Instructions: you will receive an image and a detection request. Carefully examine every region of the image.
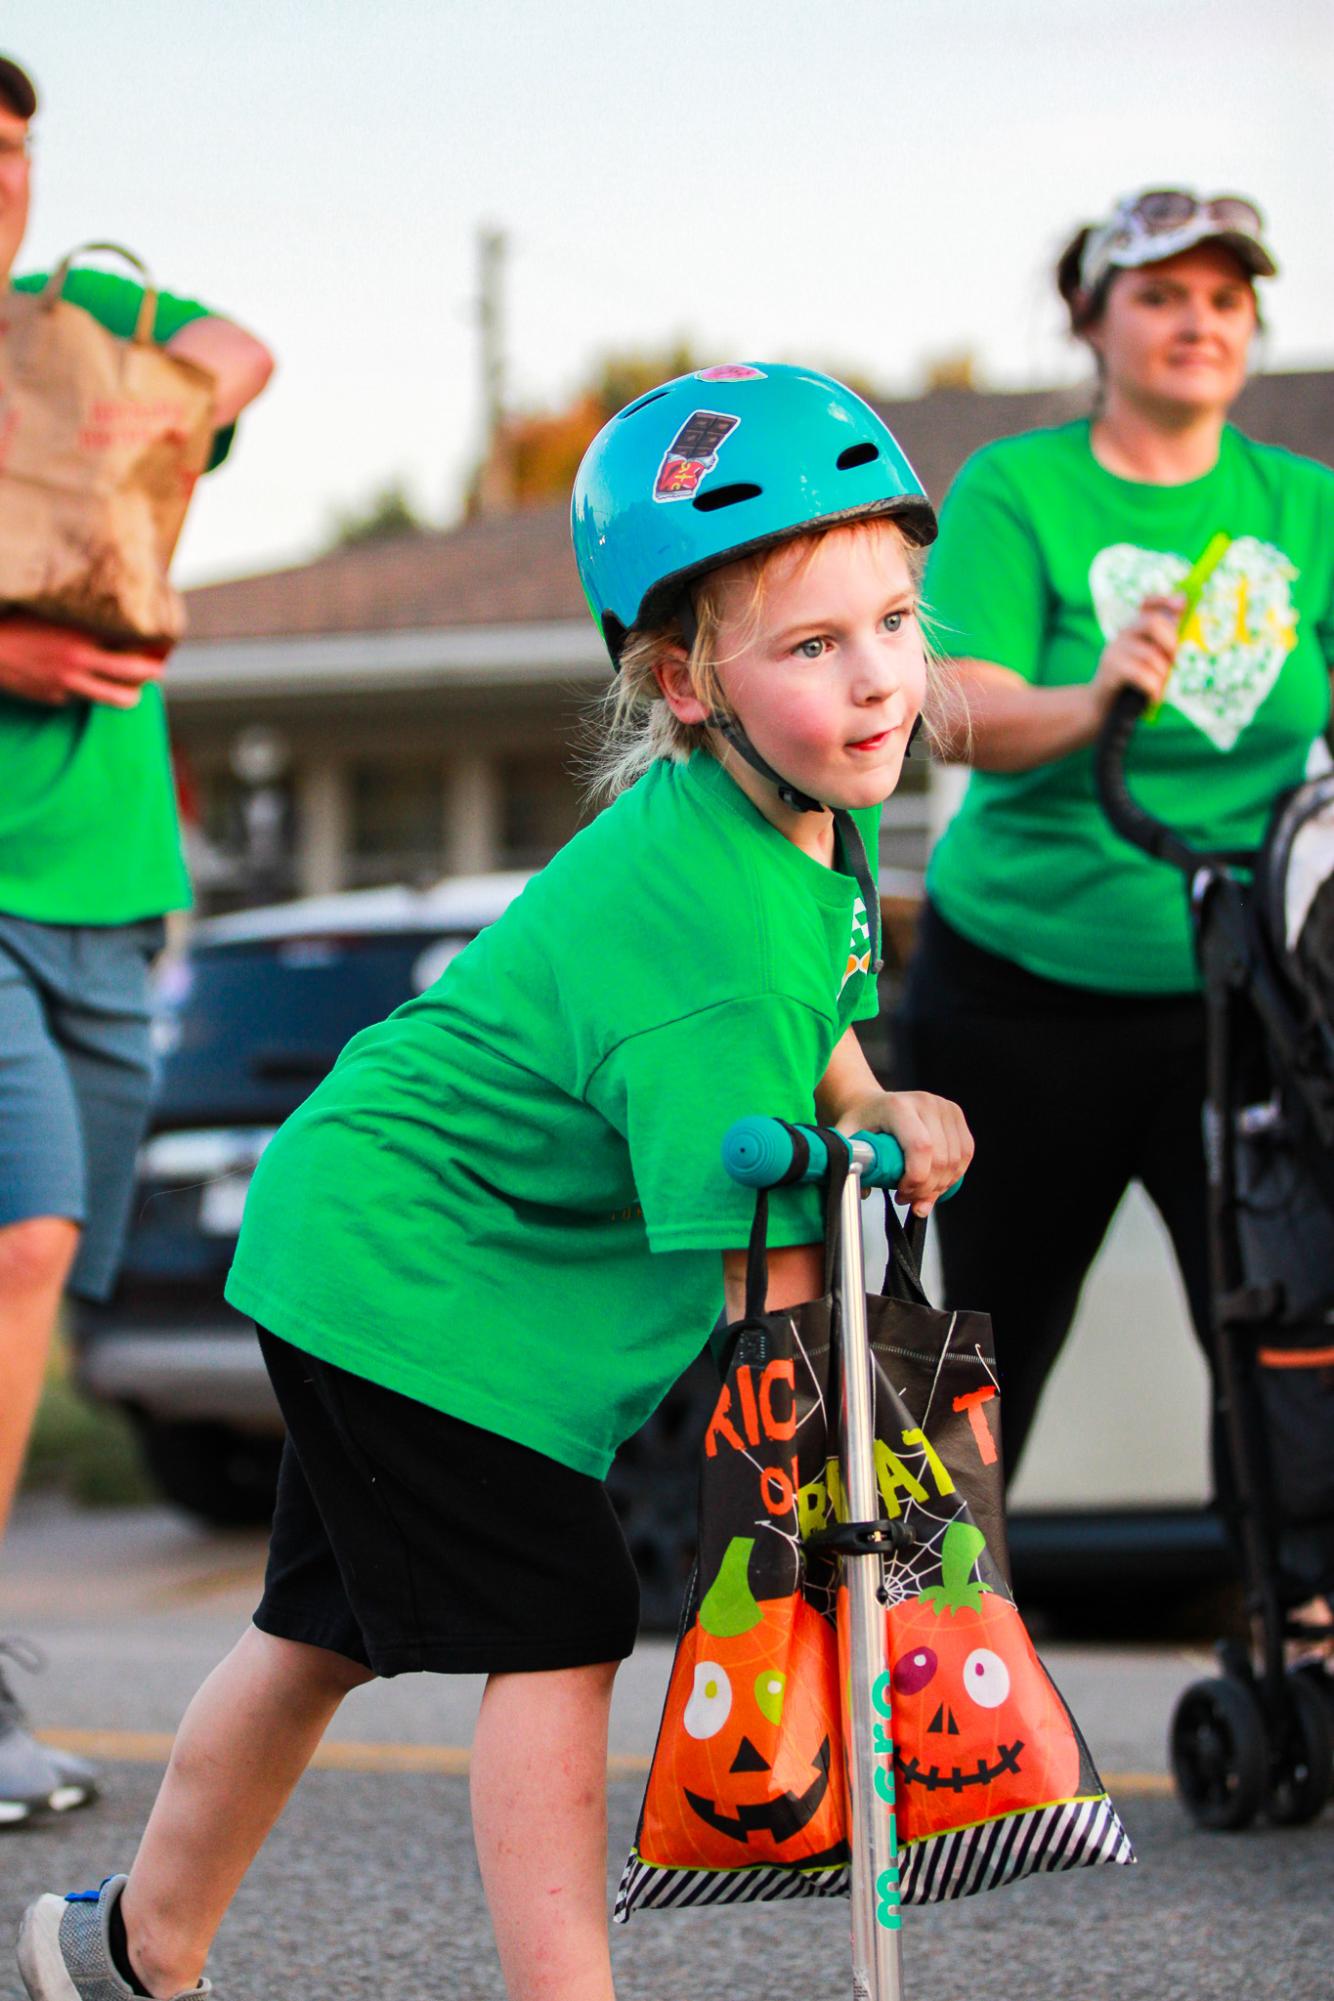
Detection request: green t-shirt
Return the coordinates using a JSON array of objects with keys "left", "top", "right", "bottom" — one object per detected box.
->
[
  {"left": 0, "top": 266, "right": 232, "bottom": 926},
  {"left": 226, "top": 753, "right": 882, "bottom": 1478},
  {"left": 926, "top": 422, "right": 1334, "bottom": 991}
]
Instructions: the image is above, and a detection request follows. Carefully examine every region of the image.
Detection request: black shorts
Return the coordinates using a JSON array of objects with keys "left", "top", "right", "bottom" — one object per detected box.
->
[{"left": 252, "top": 1329, "right": 640, "bottom": 1676}]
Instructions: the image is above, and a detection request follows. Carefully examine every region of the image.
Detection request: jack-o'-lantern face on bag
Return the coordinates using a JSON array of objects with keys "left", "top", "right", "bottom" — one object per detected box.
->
[
  {"left": 639, "top": 1535, "right": 849, "bottom": 1869},
  {"left": 886, "top": 1522, "right": 1082, "bottom": 1839}
]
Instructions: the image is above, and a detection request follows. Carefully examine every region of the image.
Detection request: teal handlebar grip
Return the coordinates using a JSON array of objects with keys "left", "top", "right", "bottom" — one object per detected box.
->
[{"left": 723, "top": 1117, "right": 906, "bottom": 1191}]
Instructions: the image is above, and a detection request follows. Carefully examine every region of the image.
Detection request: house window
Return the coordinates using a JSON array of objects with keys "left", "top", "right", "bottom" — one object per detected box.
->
[
  {"left": 347, "top": 761, "right": 445, "bottom": 886},
  {"left": 189, "top": 765, "right": 297, "bottom": 909},
  {"left": 499, "top": 754, "right": 585, "bottom": 868}
]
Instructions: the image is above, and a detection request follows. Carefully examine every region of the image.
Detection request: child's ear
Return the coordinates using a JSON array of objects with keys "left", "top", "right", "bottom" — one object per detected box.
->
[{"left": 653, "top": 645, "right": 711, "bottom": 726}]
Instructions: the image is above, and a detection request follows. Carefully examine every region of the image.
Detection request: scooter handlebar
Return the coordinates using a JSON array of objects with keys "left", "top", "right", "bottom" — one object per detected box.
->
[{"left": 723, "top": 1116, "right": 962, "bottom": 1196}]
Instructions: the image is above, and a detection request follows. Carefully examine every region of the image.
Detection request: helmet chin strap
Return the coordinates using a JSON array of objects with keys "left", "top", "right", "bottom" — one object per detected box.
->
[
  {"left": 677, "top": 594, "right": 887, "bottom": 972},
  {"left": 678, "top": 596, "right": 833, "bottom": 818},
  {"left": 710, "top": 716, "right": 883, "bottom": 977},
  {"left": 712, "top": 716, "right": 824, "bottom": 815}
]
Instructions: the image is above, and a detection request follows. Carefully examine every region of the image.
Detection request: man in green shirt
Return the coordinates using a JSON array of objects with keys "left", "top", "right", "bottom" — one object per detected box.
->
[{"left": 0, "top": 51, "right": 274, "bottom": 1827}]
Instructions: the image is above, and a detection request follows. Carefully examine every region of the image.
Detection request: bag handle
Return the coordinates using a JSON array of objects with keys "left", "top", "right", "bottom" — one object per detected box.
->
[
  {"left": 738, "top": 1122, "right": 932, "bottom": 1313},
  {"left": 880, "top": 1192, "right": 930, "bottom": 1305},
  {"left": 741, "top": 1120, "right": 850, "bottom": 1323},
  {"left": 40, "top": 243, "right": 159, "bottom": 345}
]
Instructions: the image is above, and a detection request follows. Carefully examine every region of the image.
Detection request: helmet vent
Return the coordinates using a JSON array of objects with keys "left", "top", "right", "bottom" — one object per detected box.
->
[
  {"left": 836, "top": 442, "right": 880, "bottom": 471},
  {"left": 618, "top": 390, "right": 670, "bottom": 420},
  {"left": 692, "top": 482, "right": 762, "bottom": 514}
]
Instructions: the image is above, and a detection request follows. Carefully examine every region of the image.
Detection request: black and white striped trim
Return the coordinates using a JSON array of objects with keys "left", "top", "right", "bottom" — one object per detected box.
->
[
  {"left": 614, "top": 1796, "right": 1134, "bottom": 1923},
  {"left": 615, "top": 1855, "right": 849, "bottom": 1923},
  {"left": 899, "top": 1795, "right": 1135, "bottom": 1903}
]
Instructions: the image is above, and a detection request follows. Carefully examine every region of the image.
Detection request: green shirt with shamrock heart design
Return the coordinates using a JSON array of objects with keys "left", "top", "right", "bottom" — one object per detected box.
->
[{"left": 925, "top": 421, "right": 1334, "bottom": 991}]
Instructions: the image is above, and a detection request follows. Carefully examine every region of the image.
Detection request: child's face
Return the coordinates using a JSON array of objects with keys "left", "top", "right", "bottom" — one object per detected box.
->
[{"left": 711, "top": 520, "right": 925, "bottom": 812}]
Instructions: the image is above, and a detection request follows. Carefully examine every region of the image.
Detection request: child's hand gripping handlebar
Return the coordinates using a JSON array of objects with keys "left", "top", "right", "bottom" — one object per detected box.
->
[{"left": 722, "top": 1116, "right": 963, "bottom": 1197}]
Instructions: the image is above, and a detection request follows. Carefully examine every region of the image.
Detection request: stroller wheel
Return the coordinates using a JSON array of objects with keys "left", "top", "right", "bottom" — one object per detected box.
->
[
  {"left": 1292, "top": 1661, "right": 1334, "bottom": 1737},
  {"left": 1170, "top": 1676, "right": 1266, "bottom": 1830},
  {"left": 1264, "top": 1671, "right": 1333, "bottom": 1827}
]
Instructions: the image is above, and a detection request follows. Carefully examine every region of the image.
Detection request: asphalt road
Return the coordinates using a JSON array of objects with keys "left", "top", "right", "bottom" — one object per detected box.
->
[{"left": 1, "top": 1499, "right": 1331, "bottom": 2000}]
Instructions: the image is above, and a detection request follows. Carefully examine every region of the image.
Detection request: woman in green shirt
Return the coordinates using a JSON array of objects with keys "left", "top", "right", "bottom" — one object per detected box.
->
[{"left": 899, "top": 191, "right": 1334, "bottom": 1548}]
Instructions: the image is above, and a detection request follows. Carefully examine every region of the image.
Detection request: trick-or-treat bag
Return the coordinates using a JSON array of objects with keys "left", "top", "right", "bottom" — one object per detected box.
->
[
  {"left": 0, "top": 244, "right": 215, "bottom": 648},
  {"left": 616, "top": 1177, "right": 1134, "bottom": 1920}
]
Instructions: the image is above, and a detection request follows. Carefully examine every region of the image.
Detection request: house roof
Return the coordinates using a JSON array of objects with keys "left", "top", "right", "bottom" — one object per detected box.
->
[
  {"left": 879, "top": 370, "right": 1334, "bottom": 505},
  {"left": 183, "top": 370, "right": 1334, "bottom": 645},
  {"left": 184, "top": 502, "right": 587, "bottom": 643}
]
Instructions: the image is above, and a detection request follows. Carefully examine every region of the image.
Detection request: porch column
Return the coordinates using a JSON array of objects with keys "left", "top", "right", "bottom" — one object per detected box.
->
[
  {"left": 295, "top": 758, "right": 349, "bottom": 896},
  {"left": 443, "top": 753, "right": 501, "bottom": 875},
  {"left": 926, "top": 760, "right": 969, "bottom": 852}
]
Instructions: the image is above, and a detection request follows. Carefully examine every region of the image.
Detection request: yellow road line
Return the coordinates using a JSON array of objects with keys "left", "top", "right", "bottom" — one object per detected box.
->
[
  {"left": 146, "top": 1563, "right": 268, "bottom": 1608},
  {"left": 36, "top": 1730, "right": 1173, "bottom": 1793}
]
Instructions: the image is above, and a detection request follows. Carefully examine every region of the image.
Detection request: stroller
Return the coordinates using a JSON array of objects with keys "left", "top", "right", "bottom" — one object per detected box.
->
[{"left": 1097, "top": 686, "right": 1334, "bottom": 1829}]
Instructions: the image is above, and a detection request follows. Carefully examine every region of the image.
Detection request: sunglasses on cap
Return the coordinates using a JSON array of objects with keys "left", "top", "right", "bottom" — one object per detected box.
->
[{"left": 1080, "top": 188, "right": 1276, "bottom": 295}]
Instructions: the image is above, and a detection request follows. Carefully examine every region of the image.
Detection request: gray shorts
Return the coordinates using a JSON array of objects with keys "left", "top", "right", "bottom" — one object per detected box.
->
[{"left": 0, "top": 913, "right": 163, "bottom": 1301}]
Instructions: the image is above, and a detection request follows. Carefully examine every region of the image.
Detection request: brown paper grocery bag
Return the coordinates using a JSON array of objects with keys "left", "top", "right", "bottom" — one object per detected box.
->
[{"left": 0, "top": 243, "right": 216, "bottom": 648}]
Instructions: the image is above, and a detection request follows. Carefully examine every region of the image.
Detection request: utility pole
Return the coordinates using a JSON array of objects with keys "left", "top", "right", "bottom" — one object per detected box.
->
[{"left": 475, "top": 226, "right": 511, "bottom": 514}]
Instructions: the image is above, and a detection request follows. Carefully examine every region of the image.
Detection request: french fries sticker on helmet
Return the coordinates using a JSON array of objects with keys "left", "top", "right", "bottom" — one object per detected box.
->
[{"left": 653, "top": 410, "right": 741, "bottom": 503}]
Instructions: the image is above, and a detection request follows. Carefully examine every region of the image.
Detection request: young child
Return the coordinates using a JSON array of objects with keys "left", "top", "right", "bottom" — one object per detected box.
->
[{"left": 17, "top": 363, "right": 972, "bottom": 2001}]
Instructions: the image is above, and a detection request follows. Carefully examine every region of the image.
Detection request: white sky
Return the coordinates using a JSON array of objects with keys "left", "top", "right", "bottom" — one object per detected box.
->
[{"left": 8, "top": 0, "right": 1333, "bottom": 586}]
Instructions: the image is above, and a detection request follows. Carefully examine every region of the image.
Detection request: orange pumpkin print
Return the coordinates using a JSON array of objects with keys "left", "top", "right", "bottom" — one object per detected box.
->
[
  {"left": 886, "top": 1522, "right": 1081, "bottom": 1840},
  {"left": 639, "top": 1535, "right": 849, "bottom": 1869}
]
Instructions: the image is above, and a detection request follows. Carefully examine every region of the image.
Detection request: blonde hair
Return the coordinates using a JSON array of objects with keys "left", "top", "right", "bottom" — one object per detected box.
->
[{"left": 584, "top": 517, "right": 960, "bottom": 802}]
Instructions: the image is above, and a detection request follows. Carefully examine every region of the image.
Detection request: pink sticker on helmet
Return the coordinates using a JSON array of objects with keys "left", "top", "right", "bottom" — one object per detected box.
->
[
  {"left": 695, "top": 364, "right": 767, "bottom": 382},
  {"left": 653, "top": 410, "right": 740, "bottom": 503}
]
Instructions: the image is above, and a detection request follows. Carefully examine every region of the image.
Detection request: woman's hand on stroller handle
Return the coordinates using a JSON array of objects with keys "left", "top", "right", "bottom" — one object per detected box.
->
[{"left": 1091, "top": 592, "right": 1184, "bottom": 722}]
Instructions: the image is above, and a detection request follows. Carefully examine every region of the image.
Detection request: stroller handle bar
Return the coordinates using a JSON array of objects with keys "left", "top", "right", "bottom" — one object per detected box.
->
[
  {"left": 723, "top": 1116, "right": 963, "bottom": 1196},
  {"left": 1095, "top": 687, "right": 1207, "bottom": 876}
]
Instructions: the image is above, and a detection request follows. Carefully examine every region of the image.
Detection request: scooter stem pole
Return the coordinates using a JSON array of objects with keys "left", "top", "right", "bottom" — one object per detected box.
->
[{"left": 839, "top": 1145, "right": 904, "bottom": 2001}]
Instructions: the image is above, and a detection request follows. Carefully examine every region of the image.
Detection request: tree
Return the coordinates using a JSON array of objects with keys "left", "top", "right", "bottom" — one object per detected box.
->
[
  {"left": 921, "top": 350, "right": 981, "bottom": 393},
  {"left": 468, "top": 342, "right": 702, "bottom": 514},
  {"left": 323, "top": 479, "right": 430, "bottom": 551}
]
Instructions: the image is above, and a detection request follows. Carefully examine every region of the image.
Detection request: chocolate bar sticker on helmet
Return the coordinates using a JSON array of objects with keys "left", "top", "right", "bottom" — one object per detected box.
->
[{"left": 654, "top": 411, "right": 740, "bottom": 503}]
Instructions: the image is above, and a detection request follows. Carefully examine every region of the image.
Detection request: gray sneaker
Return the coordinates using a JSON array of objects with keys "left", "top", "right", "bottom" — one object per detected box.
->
[
  {"left": 18, "top": 1876, "right": 211, "bottom": 2000},
  {"left": 0, "top": 1642, "right": 98, "bottom": 1828}
]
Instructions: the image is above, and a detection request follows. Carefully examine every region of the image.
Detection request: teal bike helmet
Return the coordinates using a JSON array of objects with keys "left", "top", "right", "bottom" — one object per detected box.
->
[
  {"left": 571, "top": 361, "right": 936, "bottom": 666},
  {"left": 572, "top": 363, "right": 936, "bottom": 970}
]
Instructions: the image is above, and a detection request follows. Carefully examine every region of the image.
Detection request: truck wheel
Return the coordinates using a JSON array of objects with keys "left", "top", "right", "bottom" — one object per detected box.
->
[{"left": 133, "top": 1417, "right": 282, "bottom": 1528}]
